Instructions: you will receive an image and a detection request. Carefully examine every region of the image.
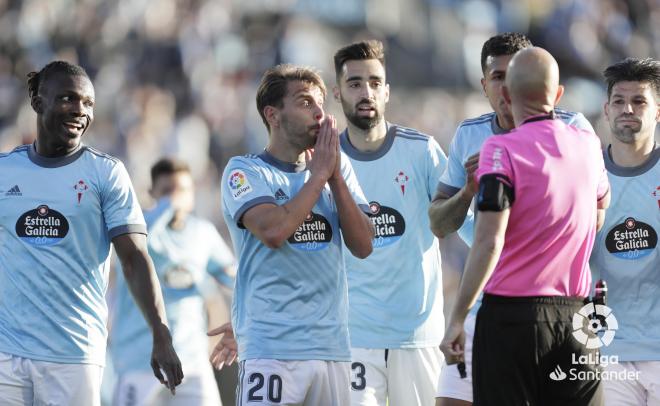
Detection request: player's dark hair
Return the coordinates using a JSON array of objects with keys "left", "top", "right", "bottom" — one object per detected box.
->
[
  {"left": 150, "top": 157, "right": 191, "bottom": 185},
  {"left": 27, "top": 60, "right": 89, "bottom": 100},
  {"left": 333, "top": 40, "right": 385, "bottom": 79},
  {"left": 480, "top": 33, "right": 532, "bottom": 73},
  {"left": 256, "top": 64, "right": 326, "bottom": 131},
  {"left": 603, "top": 57, "right": 660, "bottom": 100}
]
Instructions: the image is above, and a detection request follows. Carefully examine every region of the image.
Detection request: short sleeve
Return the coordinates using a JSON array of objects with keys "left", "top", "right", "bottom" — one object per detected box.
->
[
  {"left": 476, "top": 138, "right": 514, "bottom": 187},
  {"left": 426, "top": 138, "right": 448, "bottom": 200},
  {"left": 436, "top": 128, "right": 466, "bottom": 197},
  {"left": 221, "top": 158, "right": 277, "bottom": 225},
  {"left": 339, "top": 151, "right": 369, "bottom": 212},
  {"left": 102, "top": 161, "right": 147, "bottom": 239}
]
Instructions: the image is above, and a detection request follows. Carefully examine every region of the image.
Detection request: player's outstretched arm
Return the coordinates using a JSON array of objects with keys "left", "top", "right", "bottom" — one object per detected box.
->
[
  {"left": 113, "top": 233, "right": 183, "bottom": 394},
  {"left": 429, "top": 153, "right": 479, "bottom": 238},
  {"left": 438, "top": 232, "right": 469, "bottom": 329}
]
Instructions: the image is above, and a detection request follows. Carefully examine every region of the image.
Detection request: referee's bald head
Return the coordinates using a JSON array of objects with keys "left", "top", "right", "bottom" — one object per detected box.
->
[{"left": 505, "top": 47, "right": 562, "bottom": 111}]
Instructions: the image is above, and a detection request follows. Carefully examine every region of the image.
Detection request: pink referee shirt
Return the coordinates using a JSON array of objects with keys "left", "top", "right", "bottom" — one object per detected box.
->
[{"left": 476, "top": 115, "right": 610, "bottom": 297}]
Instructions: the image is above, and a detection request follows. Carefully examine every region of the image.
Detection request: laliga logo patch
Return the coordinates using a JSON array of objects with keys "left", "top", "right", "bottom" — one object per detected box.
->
[
  {"left": 605, "top": 217, "right": 657, "bottom": 260},
  {"left": 367, "top": 201, "right": 406, "bottom": 248},
  {"left": 287, "top": 212, "right": 332, "bottom": 251},
  {"left": 15, "top": 205, "right": 69, "bottom": 246},
  {"left": 228, "top": 170, "right": 253, "bottom": 200}
]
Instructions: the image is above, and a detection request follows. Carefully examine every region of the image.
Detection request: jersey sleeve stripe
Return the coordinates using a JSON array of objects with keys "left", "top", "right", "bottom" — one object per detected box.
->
[{"left": 108, "top": 224, "right": 148, "bottom": 239}]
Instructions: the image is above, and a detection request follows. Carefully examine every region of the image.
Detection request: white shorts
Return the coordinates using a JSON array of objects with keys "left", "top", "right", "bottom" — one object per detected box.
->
[
  {"left": 113, "top": 364, "right": 221, "bottom": 406},
  {"left": 0, "top": 351, "right": 103, "bottom": 406},
  {"left": 238, "top": 359, "right": 349, "bottom": 406},
  {"left": 349, "top": 346, "right": 443, "bottom": 406},
  {"left": 435, "top": 312, "right": 476, "bottom": 402},
  {"left": 603, "top": 361, "right": 660, "bottom": 406}
]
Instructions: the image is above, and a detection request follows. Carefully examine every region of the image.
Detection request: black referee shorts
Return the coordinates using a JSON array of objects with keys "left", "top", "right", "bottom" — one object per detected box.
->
[{"left": 472, "top": 294, "right": 603, "bottom": 406}]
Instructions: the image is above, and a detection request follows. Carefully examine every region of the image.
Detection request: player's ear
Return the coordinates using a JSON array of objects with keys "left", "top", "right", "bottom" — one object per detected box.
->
[
  {"left": 31, "top": 96, "right": 44, "bottom": 114},
  {"left": 502, "top": 85, "right": 511, "bottom": 105},
  {"left": 554, "top": 84, "right": 565, "bottom": 105},
  {"left": 480, "top": 78, "right": 487, "bottom": 96},
  {"left": 384, "top": 83, "right": 390, "bottom": 103},
  {"left": 264, "top": 106, "right": 279, "bottom": 129},
  {"left": 603, "top": 100, "right": 610, "bottom": 121}
]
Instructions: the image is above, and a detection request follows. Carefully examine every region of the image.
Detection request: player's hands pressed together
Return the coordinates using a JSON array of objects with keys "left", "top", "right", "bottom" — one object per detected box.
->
[
  {"left": 464, "top": 152, "right": 480, "bottom": 197},
  {"left": 151, "top": 324, "right": 184, "bottom": 395},
  {"left": 306, "top": 115, "right": 339, "bottom": 183},
  {"left": 207, "top": 322, "right": 238, "bottom": 370}
]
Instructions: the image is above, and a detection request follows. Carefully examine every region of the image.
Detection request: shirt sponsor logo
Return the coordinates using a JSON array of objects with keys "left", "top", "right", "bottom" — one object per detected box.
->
[
  {"left": 367, "top": 201, "right": 406, "bottom": 248},
  {"left": 15, "top": 205, "right": 69, "bottom": 246},
  {"left": 228, "top": 170, "right": 253, "bottom": 200},
  {"left": 287, "top": 212, "right": 332, "bottom": 251},
  {"left": 605, "top": 217, "right": 657, "bottom": 259}
]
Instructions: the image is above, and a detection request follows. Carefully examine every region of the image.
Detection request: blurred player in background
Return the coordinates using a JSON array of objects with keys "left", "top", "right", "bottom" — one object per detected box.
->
[
  {"left": 440, "top": 47, "right": 609, "bottom": 405},
  {"left": 429, "top": 33, "right": 595, "bottom": 406},
  {"left": 110, "top": 157, "right": 235, "bottom": 406},
  {"left": 0, "top": 61, "right": 182, "bottom": 406},
  {"left": 590, "top": 57, "right": 660, "bottom": 406},
  {"left": 217, "top": 64, "right": 373, "bottom": 405},
  {"left": 332, "top": 39, "right": 466, "bottom": 406}
]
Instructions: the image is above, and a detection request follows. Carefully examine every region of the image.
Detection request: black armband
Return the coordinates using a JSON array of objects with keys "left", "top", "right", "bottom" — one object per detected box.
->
[{"left": 477, "top": 174, "right": 515, "bottom": 211}]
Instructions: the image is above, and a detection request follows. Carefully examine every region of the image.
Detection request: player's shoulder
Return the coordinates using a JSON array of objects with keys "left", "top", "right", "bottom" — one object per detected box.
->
[
  {"left": 458, "top": 112, "right": 495, "bottom": 130},
  {"left": 226, "top": 153, "right": 261, "bottom": 167},
  {"left": 393, "top": 124, "right": 430, "bottom": 142},
  {"left": 0, "top": 144, "right": 30, "bottom": 160},
  {"left": 82, "top": 145, "right": 123, "bottom": 167},
  {"left": 554, "top": 107, "right": 581, "bottom": 121}
]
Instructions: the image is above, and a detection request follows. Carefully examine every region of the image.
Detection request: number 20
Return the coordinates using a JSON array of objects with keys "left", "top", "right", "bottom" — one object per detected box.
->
[{"left": 247, "top": 373, "right": 283, "bottom": 403}]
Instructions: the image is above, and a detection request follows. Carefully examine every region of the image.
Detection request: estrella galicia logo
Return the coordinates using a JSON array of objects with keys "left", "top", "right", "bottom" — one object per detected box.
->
[
  {"left": 605, "top": 217, "right": 657, "bottom": 260},
  {"left": 15, "top": 205, "right": 69, "bottom": 246},
  {"left": 367, "top": 201, "right": 405, "bottom": 248},
  {"left": 287, "top": 212, "right": 332, "bottom": 251}
]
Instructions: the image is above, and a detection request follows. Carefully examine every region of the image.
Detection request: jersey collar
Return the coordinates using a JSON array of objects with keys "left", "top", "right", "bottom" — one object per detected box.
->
[{"left": 27, "top": 142, "right": 86, "bottom": 168}]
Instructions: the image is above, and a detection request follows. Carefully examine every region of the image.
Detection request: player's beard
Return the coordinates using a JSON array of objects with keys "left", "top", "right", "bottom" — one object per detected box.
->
[
  {"left": 281, "top": 114, "right": 318, "bottom": 151},
  {"left": 343, "top": 98, "right": 382, "bottom": 130},
  {"left": 611, "top": 115, "right": 643, "bottom": 144}
]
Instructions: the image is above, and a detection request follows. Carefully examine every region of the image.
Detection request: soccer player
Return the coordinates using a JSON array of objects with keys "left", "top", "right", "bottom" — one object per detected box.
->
[
  {"left": 0, "top": 61, "right": 182, "bottom": 406},
  {"left": 332, "top": 40, "right": 466, "bottom": 406},
  {"left": 589, "top": 57, "right": 660, "bottom": 406},
  {"left": 110, "top": 157, "right": 235, "bottom": 406},
  {"left": 429, "top": 33, "right": 595, "bottom": 406},
  {"left": 440, "top": 47, "right": 610, "bottom": 405},
  {"left": 219, "top": 64, "right": 374, "bottom": 405}
]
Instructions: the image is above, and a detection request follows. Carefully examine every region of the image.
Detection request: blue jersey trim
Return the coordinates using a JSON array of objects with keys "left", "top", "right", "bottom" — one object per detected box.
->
[
  {"left": 339, "top": 124, "right": 397, "bottom": 161},
  {"left": 108, "top": 224, "right": 148, "bottom": 240},
  {"left": 233, "top": 196, "right": 278, "bottom": 226},
  {"left": 603, "top": 144, "right": 660, "bottom": 177},
  {"left": 435, "top": 181, "right": 460, "bottom": 198}
]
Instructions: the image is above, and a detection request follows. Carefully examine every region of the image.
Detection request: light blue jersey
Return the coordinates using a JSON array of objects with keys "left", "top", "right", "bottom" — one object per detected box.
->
[
  {"left": 437, "top": 108, "right": 595, "bottom": 246},
  {"left": 0, "top": 144, "right": 145, "bottom": 366},
  {"left": 590, "top": 146, "right": 660, "bottom": 361},
  {"left": 110, "top": 198, "right": 235, "bottom": 375},
  {"left": 221, "top": 150, "right": 368, "bottom": 362},
  {"left": 340, "top": 124, "right": 446, "bottom": 348}
]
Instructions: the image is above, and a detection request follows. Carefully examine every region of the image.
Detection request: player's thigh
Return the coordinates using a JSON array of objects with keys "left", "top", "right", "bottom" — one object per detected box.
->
[
  {"left": 388, "top": 347, "right": 442, "bottom": 406},
  {"left": 113, "top": 371, "right": 162, "bottom": 406},
  {"left": 436, "top": 313, "right": 475, "bottom": 405},
  {"left": 639, "top": 361, "right": 660, "bottom": 406},
  {"left": 602, "top": 362, "right": 646, "bottom": 406},
  {"left": 32, "top": 359, "right": 103, "bottom": 406},
  {"left": 349, "top": 348, "right": 387, "bottom": 406},
  {"left": 0, "top": 352, "right": 33, "bottom": 406},
  {"left": 304, "top": 361, "right": 350, "bottom": 406},
  {"left": 168, "top": 365, "right": 222, "bottom": 406}
]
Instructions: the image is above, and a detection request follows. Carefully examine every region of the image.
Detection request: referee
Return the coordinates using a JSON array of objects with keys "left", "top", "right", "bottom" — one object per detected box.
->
[{"left": 439, "top": 47, "right": 610, "bottom": 405}]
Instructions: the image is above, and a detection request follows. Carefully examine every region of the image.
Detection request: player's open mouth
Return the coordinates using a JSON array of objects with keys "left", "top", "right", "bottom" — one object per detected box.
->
[
  {"left": 357, "top": 104, "right": 376, "bottom": 115},
  {"left": 63, "top": 121, "right": 85, "bottom": 135}
]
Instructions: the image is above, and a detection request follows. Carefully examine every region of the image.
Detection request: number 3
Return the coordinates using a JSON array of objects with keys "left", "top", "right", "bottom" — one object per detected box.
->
[{"left": 351, "top": 362, "right": 366, "bottom": 390}]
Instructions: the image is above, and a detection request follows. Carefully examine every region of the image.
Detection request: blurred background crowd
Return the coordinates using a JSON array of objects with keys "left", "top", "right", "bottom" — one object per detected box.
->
[
  {"left": 1, "top": 0, "right": 659, "bottom": 224},
  {"left": 1, "top": 0, "right": 659, "bottom": 403}
]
